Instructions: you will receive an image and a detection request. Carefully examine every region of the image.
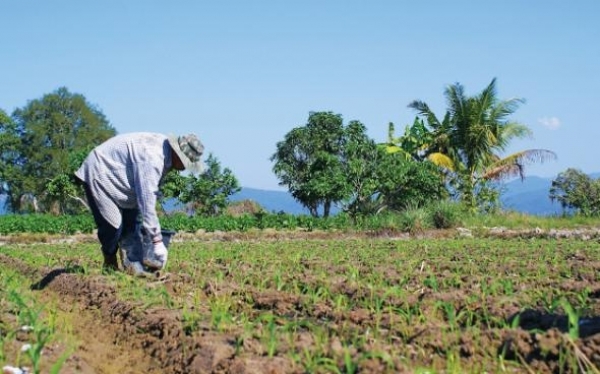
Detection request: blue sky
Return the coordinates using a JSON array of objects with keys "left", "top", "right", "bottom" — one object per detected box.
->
[{"left": 1, "top": 1, "right": 599, "bottom": 190}]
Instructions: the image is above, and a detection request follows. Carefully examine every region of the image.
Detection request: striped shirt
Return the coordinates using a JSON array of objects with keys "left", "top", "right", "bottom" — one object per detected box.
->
[{"left": 75, "top": 132, "right": 172, "bottom": 242}]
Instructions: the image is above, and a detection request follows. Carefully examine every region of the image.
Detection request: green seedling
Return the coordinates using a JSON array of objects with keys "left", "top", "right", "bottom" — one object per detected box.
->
[{"left": 560, "top": 298, "right": 579, "bottom": 340}]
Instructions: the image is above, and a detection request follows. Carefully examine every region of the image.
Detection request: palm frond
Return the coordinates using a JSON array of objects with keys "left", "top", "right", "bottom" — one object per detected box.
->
[
  {"left": 481, "top": 163, "right": 524, "bottom": 181},
  {"left": 445, "top": 82, "right": 467, "bottom": 119},
  {"left": 427, "top": 152, "right": 455, "bottom": 171},
  {"left": 384, "top": 145, "right": 413, "bottom": 160},
  {"left": 481, "top": 149, "right": 557, "bottom": 180},
  {"left": 384, "top": 145, "right": 402, "bottom": 154},
  {"left": 408, "top": 100, "right": 441, "bottom": 129}
]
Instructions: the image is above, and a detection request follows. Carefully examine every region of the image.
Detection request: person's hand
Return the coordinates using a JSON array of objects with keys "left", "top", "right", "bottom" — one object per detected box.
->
[{"left": 153, "top": 242, "right": 168, "bottom": 269}]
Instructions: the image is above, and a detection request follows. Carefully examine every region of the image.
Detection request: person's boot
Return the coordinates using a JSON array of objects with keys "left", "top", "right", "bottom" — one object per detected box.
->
[{"left": 102, "top": 251, "right": 119, "bottom": 272}]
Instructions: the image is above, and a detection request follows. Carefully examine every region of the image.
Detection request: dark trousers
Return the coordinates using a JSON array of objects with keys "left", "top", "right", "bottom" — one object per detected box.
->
[{"left": 82, "top": 182, "right": 139, "bottom": 257}]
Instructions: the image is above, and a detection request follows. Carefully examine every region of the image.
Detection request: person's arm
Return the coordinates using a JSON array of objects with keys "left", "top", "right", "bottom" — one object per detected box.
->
[{"left": 133, "top": 161, "right": 163, "bottom": 244}]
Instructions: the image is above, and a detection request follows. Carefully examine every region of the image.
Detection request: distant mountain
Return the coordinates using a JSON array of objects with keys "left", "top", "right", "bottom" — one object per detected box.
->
[
  {"left": 230, "top": 187, "right": 310, "bottom": 215},
  {"left": 500, "top": 176, "right": 561, "bottom": 215},
  {"left": 500, "top": 172, "right": 600, "bottom": 216},
  {"left": 230, "top": 184, "right": 563, "bottom": 217}
]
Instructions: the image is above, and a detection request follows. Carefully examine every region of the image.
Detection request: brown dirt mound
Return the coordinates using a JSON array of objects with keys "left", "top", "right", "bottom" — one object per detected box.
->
[{"left": 0, "top": 254, "right": 296, "bottom": 374}]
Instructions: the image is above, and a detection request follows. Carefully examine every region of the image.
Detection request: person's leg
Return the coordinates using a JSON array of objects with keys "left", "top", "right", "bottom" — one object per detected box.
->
[
  {"left": 119, "top": 209, "right": 143, "bottom": 262},
  {"left": 82, "top": 183, "right": 121, "bottom": 270},
  {"left": 118, "top": 209, "right": 150, "bottom": 276}
]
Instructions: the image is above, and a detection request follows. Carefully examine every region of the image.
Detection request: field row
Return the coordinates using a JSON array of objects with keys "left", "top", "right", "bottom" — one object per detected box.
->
[{"left": 2, "top": 236, "right": 600, "bottom": 373}]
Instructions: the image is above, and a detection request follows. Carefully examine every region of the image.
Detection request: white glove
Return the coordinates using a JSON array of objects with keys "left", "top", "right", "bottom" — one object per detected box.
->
[{"left": 153, "top": 242, "right": 168, "bottom": 269}]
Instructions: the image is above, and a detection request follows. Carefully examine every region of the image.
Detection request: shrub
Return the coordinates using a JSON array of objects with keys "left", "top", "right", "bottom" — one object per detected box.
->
[
  {"left": 225, "top": 200, "right": 265, "bottom": 217},
  {"left": 398, "top": 205, "right": 431, "bottom": 234},
  {"left": 428, "top": 201, "right": 464, "bottom": 229}
]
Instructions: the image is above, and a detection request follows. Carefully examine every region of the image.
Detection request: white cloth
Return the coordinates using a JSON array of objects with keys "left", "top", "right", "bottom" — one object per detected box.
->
[
  {"left": 75, "top": 132, "right": 172, "bottom": 241},
  {"left": 153, "top": 242, "right": 168, "bottom": 269}
]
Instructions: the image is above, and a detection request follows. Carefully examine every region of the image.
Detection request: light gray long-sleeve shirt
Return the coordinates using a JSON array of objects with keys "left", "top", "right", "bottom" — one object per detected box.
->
[{"left": 75, "top": 132, "right": 172, "bottom": 241}]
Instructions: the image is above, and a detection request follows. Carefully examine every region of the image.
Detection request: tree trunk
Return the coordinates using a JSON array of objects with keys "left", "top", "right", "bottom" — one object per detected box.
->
[{"left": 323, "top": 201, "right": 331, "bottom": 218}]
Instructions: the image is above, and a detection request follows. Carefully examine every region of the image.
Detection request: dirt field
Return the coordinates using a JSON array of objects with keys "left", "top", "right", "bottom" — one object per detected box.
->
[{"left": 2, "top": 229, "right": 600, "bottom": 373}]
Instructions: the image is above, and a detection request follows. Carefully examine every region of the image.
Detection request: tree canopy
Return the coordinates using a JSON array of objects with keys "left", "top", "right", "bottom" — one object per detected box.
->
[
  {"left": 271, "top": 112, "right": 349, "bottom": 217},
  {"left": 1, "top": 87, "right": 116, "bottom": 213},
  {"left": 389, "top": 78, "right": 556, "bottom": 211},
  {"left": 160, "top": 154, "right": 240, "bottom": 216},
  {"left": 550, "top": 168, "right": 600, "bottom": 216},
  {"left": 272, "top": 111, "right": 448, "bottom": 217}
]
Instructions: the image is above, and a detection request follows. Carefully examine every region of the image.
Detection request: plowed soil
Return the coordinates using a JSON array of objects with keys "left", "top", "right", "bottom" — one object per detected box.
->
[{"left": 2, "top": 229, "right": 600, "bottom": 373}]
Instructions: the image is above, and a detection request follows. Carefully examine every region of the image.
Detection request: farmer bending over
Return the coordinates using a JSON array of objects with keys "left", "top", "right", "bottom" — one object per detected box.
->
[{"left": 75, "top": 132, "right": 204, "bottom": 276}]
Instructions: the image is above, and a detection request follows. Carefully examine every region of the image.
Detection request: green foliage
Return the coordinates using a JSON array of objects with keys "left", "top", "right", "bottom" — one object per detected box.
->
[
  {"left": 383, "top": 118, "right": 436, "bottom": 161},
  {"left": 3, "top": 203, "right": 600, "bottom": 236},
  {"left": 376, "top": 153, "right": 448, "bottom": 212},
  {"left": 560, "top": 298, "right": 580, "bottom": 340},
  {"left": 549, "top": 168, "right": 600, "bottom": 216},
  {"left": 473, "top": 180, "right": 503, "bottom": 214},
  {"left": 38, "top": 145, "right": 93, "bottom": 215},
  {"left": 0, "top": 272, "right": 68, "bottom": 374},
  {"left": 2, "top": 88, "right": 115, "bottom": 213},
  {"left": 0, "top": 109, "right": 22, "bottom": 211},
  {"left": 341, "top": 122, "right": 385, "bottom": 217},
  {"left": 271, "top": 112, "right": 351, "bottom": 217},
  {"left": 0, "top": 214, "right": 96, "bottom": 235},
  {"left": 404, "top": 78, "right": 556, "bottom": 211},
  {"left": 161, "top": 153, "right": 240, "bottom": 216},
  {"left": 427, "top": 201, "right": 465, "bottom": 229},
  {"left": 397, "top": 205, "right": 431, "bottom": 234},
  {"left": 160, "top": 169, "right": 188, "bottom": 205},
  {"left": 271, "top": 112, "right": 445, "bottom": 219}
]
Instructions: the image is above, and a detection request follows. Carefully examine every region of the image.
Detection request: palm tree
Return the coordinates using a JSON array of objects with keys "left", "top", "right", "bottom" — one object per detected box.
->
[{"left": 406, "top": 78, "right": 556, "bottom": 210}]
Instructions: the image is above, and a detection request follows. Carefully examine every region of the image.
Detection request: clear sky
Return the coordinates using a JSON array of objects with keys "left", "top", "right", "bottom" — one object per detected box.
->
[{"left": 1, "top": 1, "right": 599, "bottom": 190}]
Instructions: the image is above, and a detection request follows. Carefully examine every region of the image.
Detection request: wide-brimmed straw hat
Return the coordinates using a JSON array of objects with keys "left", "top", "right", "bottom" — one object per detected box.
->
[{"left": 167, "top": 134, "right": 204, "bottom": 174}]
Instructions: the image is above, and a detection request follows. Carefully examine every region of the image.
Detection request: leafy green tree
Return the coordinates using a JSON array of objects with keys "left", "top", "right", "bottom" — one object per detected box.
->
[
  {"left": 376, "top": 152, "right": 448, "bottom": 212},
  {"left": 6, "top": 87, "right": 115, "bottom": 213},
  {"left": 342, "top": 144, "right": 447, "bottom": 217},
  {"left": 340, "top": 121, "right": 382, "bottom": 216},
  {"left": 45, "top": 148, "right": 94, "bottom": 214},
  {"left": 549, "top": 168, "right": 600, "bottom": 216},
  {"left": 397, "top": 78, "right": 556, "bottom": 211},
  {"left": 271, "top": 112, "right": 349, "bottom": 217},
  {"left": 0, "top": 109, "right": 21, "bottom": 211},
  {"left": 383, "top": 119, "right": 455, "bottom": 170},
  {"left": 272, "top": 112, "right": 446, "bottom": 217},
  {"left": 161, "top": 154, "right": 240, "bottom": 216},
  {"left": 159, "top": 169, "right": 189, "bottom": 213}
]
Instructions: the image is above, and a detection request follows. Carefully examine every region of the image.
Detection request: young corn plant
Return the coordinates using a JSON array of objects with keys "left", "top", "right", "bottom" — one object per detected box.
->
[
  {"left": 7, "top": 290, "right": 61, "bottom": 374},
  {"left": 423, "top": 274, "right": 439, "bottom": 292},
  {"left": 437, "top": 301, "right": 464, "bottom": 332},
  {"left": 209, "top": 295, "right": 234, "bottom": 332},
  {"left": 342, "top": 345, "right": 358, "bottom": 374},
  {"left": 560, "top": 298, "right": 579, "bottom": 340},
  {"left": 182, "top": 308, "right": 202, "bottom": 335},
  {"left": 259, "top": 313, "right": 278, "bottom": 357},
  {"left": 294, "top": 348, "right": 339, "bottom": 374}
]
